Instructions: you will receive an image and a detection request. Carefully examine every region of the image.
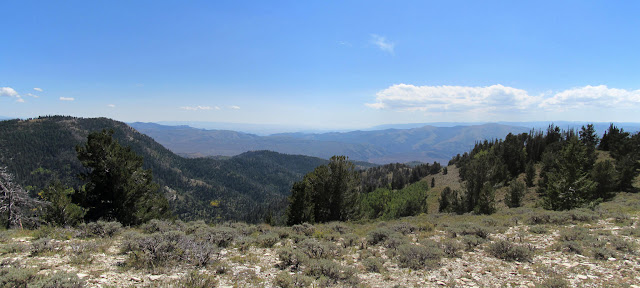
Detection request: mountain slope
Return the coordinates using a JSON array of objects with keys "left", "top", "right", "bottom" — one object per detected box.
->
[
  {"left": 132, "top": 122, "right": 531, "bottom": 164},
  {"left": 0, "top": 116, "right": 328, "bottom": 223}
]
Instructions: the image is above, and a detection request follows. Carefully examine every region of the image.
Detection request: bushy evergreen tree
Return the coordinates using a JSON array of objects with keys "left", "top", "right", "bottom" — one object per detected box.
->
[
  {"left": 76, "top": 129, "right": 171, "bottom": 226},
  {"left": 286, "top": 156, "right": 360, "bottom": 225},
  {"left": 505, "top": 180, "right": 525, "bottom": 208},
  {"left": 38, "top": 181, "right": 84, "bottom": 227},
  {"left": 525, "top": 161, "right": 536, "bottom": 187}
]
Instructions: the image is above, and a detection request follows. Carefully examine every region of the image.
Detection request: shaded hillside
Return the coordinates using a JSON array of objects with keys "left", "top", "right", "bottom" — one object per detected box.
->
[
  {"left": 0, "top": 116, "right": 328, "bottom": 223},
  {"left": 131, "top": 122, "right": 531, "bottom": 164}
]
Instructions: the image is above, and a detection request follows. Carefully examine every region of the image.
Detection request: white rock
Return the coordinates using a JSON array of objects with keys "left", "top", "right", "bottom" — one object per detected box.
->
[
  {"left": 149, "top": 275, "right": 162, "bottom": 281},
  {"left": 577, "top": 275, "right": 588, "bottom": 280},
  {"left": 76, "top": 273, "right": 88, "bottom": 278},
  {"left": 608, "top": 257, "right": 616, "bottom": 261}
]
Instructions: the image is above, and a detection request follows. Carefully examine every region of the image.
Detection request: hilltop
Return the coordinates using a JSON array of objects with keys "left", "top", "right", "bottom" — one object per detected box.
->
[{"left": 0, "top": 116, "right": 329, "bottom": 223}]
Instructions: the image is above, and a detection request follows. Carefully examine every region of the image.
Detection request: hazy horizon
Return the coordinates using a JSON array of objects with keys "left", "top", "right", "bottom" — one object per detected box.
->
[{"left": 2, "top": 1, "right": 640, "bottom": 127}]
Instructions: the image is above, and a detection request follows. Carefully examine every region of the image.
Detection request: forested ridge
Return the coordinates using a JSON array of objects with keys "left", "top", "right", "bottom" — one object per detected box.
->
[{"left": 0, "top": 116, "right": 328, "bottom": 223}]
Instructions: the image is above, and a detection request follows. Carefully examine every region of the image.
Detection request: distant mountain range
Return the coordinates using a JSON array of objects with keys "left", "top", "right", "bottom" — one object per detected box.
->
[
  {"left": 0, "top": 116, "right": 330, "bottom": 223},
  {"left": 130, "top": 122, "right": 536, "bottom": 164}
]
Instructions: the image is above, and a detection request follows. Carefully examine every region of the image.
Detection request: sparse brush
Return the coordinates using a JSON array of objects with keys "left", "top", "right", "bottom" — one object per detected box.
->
[
  {"left": 256, "top": 232, "right": 279, "bottom": 248},
  {"left": 363, "top": 257, "right": 385, "bottom": 273},
  {"left": 396, "top": 242, "right": 443, "bottom": 270},
  {"left": 299, "top": 238, "right": 335, "bottom": 259},
  {"left": 273, "top": 271, "right": 313, "bottom": 288},
  {"left": 440, "top": 238, "right": 462, "bottom": 258},
  {"left": 486, "top": 240, "right": 534, "bottom": 262},
  {"left": 366, "top": 227, "right": 393, "bottom": 245}
]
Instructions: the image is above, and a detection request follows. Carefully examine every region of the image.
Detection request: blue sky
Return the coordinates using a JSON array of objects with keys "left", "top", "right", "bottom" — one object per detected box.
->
[{"left": 2, "top": 1, "right": 640, "bottom": 129}]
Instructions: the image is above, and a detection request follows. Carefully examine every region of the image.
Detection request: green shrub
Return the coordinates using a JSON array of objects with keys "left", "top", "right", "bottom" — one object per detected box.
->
[
  {"left": 30, "top": 238, "right": 57, "bottom": 256},
  {"left": 366, "top": 227, "right": 393, "bottom": 245},
  {"left": 30, "top": 271, "right": 85, "bottom": 288},
  {"left": 292, "top": 223, "right": 315, "bottom": 236},
  {"left": 69, "top": 241, "right": 97, "bottom": 265},
  {"left": 591, "top": 247, "right": 616, "bottom": 260},
  {"left": 620, "top": 226, "right": 640, "bottom": 237},
  {"left": 0, "top": 267, "right": 38, "bottom": 287},
  {"left": 363, "top": 257, "right": 385, "bottom": 273},
  {"left": 384, "top": 233, "right": 409, "bottom": 251},
  {"left": 396, "top": 243, "right": 443, "bottom": 270},
  {"left": 183, "top": 240, "right": 219, "bottom": 267},
  {"left": 536, "top": 275, "right": 569, "bottom": 288},
  {"left": 273, "top": 272, "right": 313, "bottom": 288},
  {"left": 32, "top": 226, "right": 76, "bottom": 241},
  {"left": 168, "top": 270, "right": 218, "bottom": 288},
  {"left": 195, "top": 226, "right": 236, "bottom": 248},
  {"left": 184, "top": 220, "right": 209, "bottom": 235},
  {"left": 461, "top": 235, "right": 485, "bottom": 251},
  {"left": 486, "top": 240, "right": 534, "bottom": 262},
  {"left": 124, "top": 230, "right": 187, "bottom": 269},
  {"left": 78, "top": 221, "right": 122, "bottom": 238},
  {"left": 558, "top": 227, "right": 591, "bottom": 242},
  {"left": 391, "top": 222, "right": 417, "bottom": 235},
  {"left": 141, "top": 219, "right": 184, "bottom": 234},
  {"left": 326, "top": 222, "right": 351, "bottom": 235},
  {"left": 299, "top": 238, "right": 334, "bottom": 259},
  {"left": 257, "top": 233, "right": 279, "bottom": 248},
  {"left": 528, "top": 225, "right": 548, "bottom": 234},
  {"left": 277, "top": 247, "right": 309, "bottom": 271},
  {"left": 440, "top": 239, "right": 462, "bottom": 258},
  {"left": 609, "top": 236, "right": 636, "bottom": 254},
  {"left": 305, "top": 259, "right": 358, "bottom": 285},
  {"left": 447, "top": 223, "right": 492, "bottom": 239},
  {"left": 341, "top": 233, "right": 360, "bottom": 248},
  {"left": 555, "top": 241, "right": 583, "bottom": 255}
]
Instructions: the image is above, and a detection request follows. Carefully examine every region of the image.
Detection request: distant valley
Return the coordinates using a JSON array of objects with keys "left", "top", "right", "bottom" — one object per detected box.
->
[{"left": 130, "top": 122, "right": 533, "bottom": 164}]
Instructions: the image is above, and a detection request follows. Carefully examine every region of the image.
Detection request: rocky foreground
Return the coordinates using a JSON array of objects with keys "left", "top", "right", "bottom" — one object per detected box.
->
[{"left": 1, "top": 194, "right": 640, "bottom": 287}]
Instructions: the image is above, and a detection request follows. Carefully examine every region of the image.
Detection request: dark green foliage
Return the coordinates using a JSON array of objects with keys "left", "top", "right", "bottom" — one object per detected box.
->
[
  {"left": 395, "top": 242, "right": 443, "bottom": 270},
  {"left": 590, "top": 160, "right": 618, "bottom": 201},
  {"left": 505, "top": 180, "right": 526, "bottom": 208},
  {"left": 475, "top": 183, "right": 496, "bottom": 214},
  {"left": 439, "top": 186, "right": 464, "bottom": 214},
  {"left": 38, "top": 181, "right": 84, "bottom": 227},
  {"left": 360, "top": 181, "right": 429, "bottom": 220},
  {"left": 525, "top": 161, "right": 536, "bottom": 187},
  {"left": 446, "top": 223, "right": 492, "bottom": 239},
  {"left": 541, "top": 136, "right": 596, "bottom": 211},
  {"left": 460, "top": 235, "right": 485, "bottom": 251},
  {"left": 430, "top": 177, "right": 435, "bottom": 188},
  {"left": 286, "top": 156, "right": 360, "bottom": 225},
  {"left": 486, "top": 240, "right": 534, "bottom": 262},
  {"left": 76, "top": 129, "right": 171, "bottom": 225}
]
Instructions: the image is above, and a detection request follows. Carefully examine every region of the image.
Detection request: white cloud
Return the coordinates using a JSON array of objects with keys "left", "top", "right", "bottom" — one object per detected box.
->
[
  {"left": 15, "top": 96, "right": 25, "bottom": 103},
  {"left": 107, "top": 104, "right": 116, "bottom": 108},
  {"left": 59, "top": 97, "right": 75, "bottom": 101},
  {"left": 33, "top": 87, "right": 43, "bottom": 92},
  {"left": 25, "top": 93, "right": 39, "bottom": 98},
  {"left": 230, "top": 105, "right": 241, "bottom": 110},
  {"left": 180, "top": 105, "right": 212, "bottom": 111},
  {"left": 540, "top": 85, "right": 640, "bottom": 111},
  {"left": 0, "top": 87, "right": 19, "bottom": 97},
  {"left": 366, "top": 84, "right": 538, "bottom": 112},
  {"left": 371, "top": 34, "right": 395, "bottom": 55},
  {"left": 215, "top": 106, "right": 221, "bottom": 110}
]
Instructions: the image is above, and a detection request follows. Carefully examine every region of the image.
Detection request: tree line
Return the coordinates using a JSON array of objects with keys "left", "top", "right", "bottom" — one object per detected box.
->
[{"left": 441, "top": 124, "right": 639, "bottom": 214}]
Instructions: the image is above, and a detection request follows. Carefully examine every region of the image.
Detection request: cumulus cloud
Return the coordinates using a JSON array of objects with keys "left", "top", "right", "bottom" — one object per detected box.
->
[
  {"left": 33, "top": 87, "right": 43, "bottom": 92},
  {"left": 230, "top": 105, "right": 241, "bottom": 110},
  {"left": 0, "top": 87, "right": 19, "bottom": 97},
  {"left": 59, "top": 97, "right": 75, "bottom": 101},
  {"left": 180, "top": 105, "right": 212, "bottom": 111},
  {"left": 16, "top": 96, "right": 25, "bottom": 103},
  {"left": 25, "top": 93, "right": 39, "bottom": 98},
  {"left": 540, "top": 85, "right": 640, "bottom": 111},
  {"left": 107, "top": 104, "right": 116, "bottom": 108},
  {"left": 366, "top": 84, "right": 538, "bottom": 112},
  {"left": 371, "top": 34, "right": 395, "bottom": 55}
]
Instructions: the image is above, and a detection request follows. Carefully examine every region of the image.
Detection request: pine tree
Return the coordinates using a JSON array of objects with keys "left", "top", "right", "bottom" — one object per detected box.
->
[
  {"left": 38, "top": 180, "right": 85, "bottom": 227},
  {"left": 505, "top": 180, "right": 525, "bottom": 208},
  {"left": 525, "top": 161, "right": 536, "bottom": 187},
  {"left": 76, "top": 129, "right": 171, "bottom": 225}
]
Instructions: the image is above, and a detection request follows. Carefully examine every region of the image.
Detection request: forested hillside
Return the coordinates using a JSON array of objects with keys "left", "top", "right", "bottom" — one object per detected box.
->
[{"left": 0, "top": 116, "right": 328, "bottom": 223}]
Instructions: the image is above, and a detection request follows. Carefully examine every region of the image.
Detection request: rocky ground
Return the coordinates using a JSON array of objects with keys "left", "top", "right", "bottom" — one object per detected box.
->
[{"left": 1, "top": 194, "right": 639, "bottom": 288}]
